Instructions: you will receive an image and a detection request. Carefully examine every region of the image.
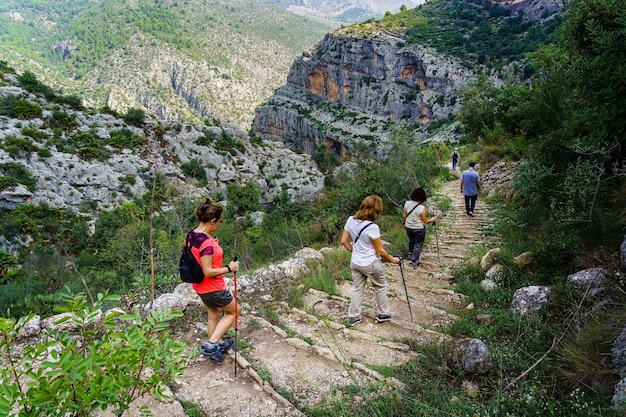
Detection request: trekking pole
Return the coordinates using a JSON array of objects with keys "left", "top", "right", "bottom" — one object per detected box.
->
[
  {"left": 433, "top": 221, "right": 441, "bottom": 265},
  {"left": 397, "top": 257, "right": 413, "bottom": 322},
  {"left": 233, "top": 256, "right": 238, "bottom": 378}
]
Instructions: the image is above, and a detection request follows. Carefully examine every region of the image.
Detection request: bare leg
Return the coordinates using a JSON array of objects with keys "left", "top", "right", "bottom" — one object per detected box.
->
[
  {"left": 202, "top": 304, "right": 220, "bottom": 339},
  {"left": 207, "top": 299, "right": 241, "bottom": 343}
]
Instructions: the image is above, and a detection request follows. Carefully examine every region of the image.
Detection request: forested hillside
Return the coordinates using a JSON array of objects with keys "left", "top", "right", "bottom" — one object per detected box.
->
[
  {"left": 381, "top": 0, "right": 562, "bottom": 67},
  {"left": 0, "top": 0, "right": 332, "bottom": 127}
]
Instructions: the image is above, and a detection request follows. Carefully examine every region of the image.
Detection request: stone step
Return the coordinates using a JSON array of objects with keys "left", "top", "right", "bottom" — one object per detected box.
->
[{"left": 238, "top": 314, "right": 406, "bottom": 411}]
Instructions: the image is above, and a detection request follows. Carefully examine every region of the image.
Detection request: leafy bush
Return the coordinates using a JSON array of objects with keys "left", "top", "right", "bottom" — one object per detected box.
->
[
  {"left": 180, "top": 158, "right": 207, "bottom": 184},
  {"left": 124, "top": 108, "right": 145, "bottom": 127},
  {"left": 17, "top": 70, "right": 53, "bottom": 96},
  {"left": 227, "top": 181, "right": 262, "bottom": 215},
  {"left": 14, "top": 99, "right": 43, "bottom": 119},
  {"left": 0, "top": 162, "right": 37, "bottom": 192},
  {"left": 0, "top": 94, "right": 18, "bottom": 117},
  {"left": 0, "top": 176, "right": 18, "bottom": 192},
  {"left": 46, "top": 110, "right": 79, "bottom": 132},
  {"left": 215, "top": 129, "right": 246, "bottom": 155},
  {"left": 109, "top": 128, "right": 144, "bottom": 150},
  {"left": 1, "top": 135, "right": 37, "bottom": 159},
  {"left": 0, "top": 291, "right": 188, "bottom": 416},
  {"left": 59, "top": 94, "right": 83, "bottom": 109}
]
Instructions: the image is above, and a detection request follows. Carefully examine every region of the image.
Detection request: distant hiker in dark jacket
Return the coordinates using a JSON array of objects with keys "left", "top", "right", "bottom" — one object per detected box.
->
[{"left": 451, "top": 148, "right": 460, "bottom": 171}]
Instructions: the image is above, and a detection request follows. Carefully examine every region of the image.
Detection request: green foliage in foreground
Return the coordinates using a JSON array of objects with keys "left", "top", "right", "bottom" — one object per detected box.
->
[
  {"left": 458, "top": 0, "right": 626, "bottom": 272},
  {"left": 0, "top": 291, "right": 189, "bottom": 417},
  {"left": 300, "top": 256, "right": 623, "bottom": 417}
]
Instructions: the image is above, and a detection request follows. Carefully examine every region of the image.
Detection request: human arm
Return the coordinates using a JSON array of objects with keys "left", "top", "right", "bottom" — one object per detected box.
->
[
  {"left": 372, "top": 238, "right": 400, "bottom": 264},
  {"left": 402, "top": 207, "right": 408, "bottom": 224},
  {"left": 340, "top": 229, "right": 353, "bottom": 252},
  {"left": 460, "top": 177, "right": 464, "bottom": 194},
  {"left": 201, "top": 253, "right": 239, "bottom": 277},
  {"left": 421, "top": 207, "right": 437, "bottom": 225}
]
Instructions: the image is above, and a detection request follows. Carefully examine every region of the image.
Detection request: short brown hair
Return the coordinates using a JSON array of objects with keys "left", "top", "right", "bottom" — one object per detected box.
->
[
  {"left": 409, "top": 188, "right": 426, "bottom": 203},
  {"left": 195, "top": 197, "right": 223, "bottom": 223}
]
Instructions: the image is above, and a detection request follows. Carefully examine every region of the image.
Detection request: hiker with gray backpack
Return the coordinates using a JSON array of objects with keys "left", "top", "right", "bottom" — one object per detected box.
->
[{"left": 403, "top": 187, "right": 438, "bottom": 267}]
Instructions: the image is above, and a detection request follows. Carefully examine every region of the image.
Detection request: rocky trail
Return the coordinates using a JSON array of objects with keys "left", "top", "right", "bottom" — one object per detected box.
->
[{"left": 120, "top": 174, "right": 491, "bottom": 417}]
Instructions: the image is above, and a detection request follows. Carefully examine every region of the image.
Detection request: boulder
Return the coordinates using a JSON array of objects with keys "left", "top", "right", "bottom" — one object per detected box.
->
[
  {"left": 614, "top": 325, "right": 626, "bottom": 377},
  {"left": 567, "top": 267, "right": 609, "bottom": 298},
  {"left": 449, "top": 338, "right": 493, "bottom": 374},
  {"left": 513, "top": 252, "right": 533, "bottom": 267},
  {"left": 480, "top": 248, "right": 501, "bottom": 272},
  {"left": 510, "top": 286, "right": 550, "bottom": 316}
]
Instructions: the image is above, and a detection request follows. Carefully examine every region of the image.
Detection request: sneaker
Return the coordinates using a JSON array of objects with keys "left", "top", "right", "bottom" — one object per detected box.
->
[
  {"left": 201, "top": 341, "right": 225, "bottom": 362},
  {"left": 348, "top": 315, "right": 362, "bottom": 327},
  {"left": 218, "top": 338, "right": 234, "bottom": 353},
  {"left": 376, "top": 312, "right": 397, "bottom": 323}
]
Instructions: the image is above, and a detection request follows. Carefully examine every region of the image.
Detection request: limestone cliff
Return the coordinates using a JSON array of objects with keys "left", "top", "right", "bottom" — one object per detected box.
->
[
  {"left": 252, "top": 31, "right": 474, "bottom": 156},
  {"left": 0, "top": 73, "right": 324, "bottom": 215}
]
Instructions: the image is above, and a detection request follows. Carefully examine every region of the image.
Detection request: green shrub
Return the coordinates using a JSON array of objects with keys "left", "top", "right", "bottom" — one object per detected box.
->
[
  {"left": 109, "top": 128, "right": 144, "bottom": 149},
  {"left": 37, "top": 147, "right": 52, "bottom": 158},
  {"left": 0, "top": 162, "right": 37, "bottom": 191},
  {"left": 14, "top": 99, "right": 43, "bottom": 120},
  {"left": 0, "top": 94, "right": 18, "bottom": 117},
  {"left": 0, "top": 291, "right": 188, "bottom": 416},
  {"left": 227, "top": 181, "right": 262, "bottom": 215},
  {"left": 0, "top": 176, "right": 18, "bottom": 192},
  {"left": 124, "top": 108, "right": 145, "bottom": 127},
  {"left": 60, "top": 94, "right": 83, "bottom": 109},
  {"left": 1, "top": 135, "right": 37, "bottom": 158},
  {"left": 46, "top": 110, "right": 78, "bottom": 132},
  {"left": 215, "top": 129, "right": 246, "bottom": 155},
  {"left": 180, "top": 158, "right": 207, "bottom": 184},
  {"left": 17, "top": 70, "right": 52, "bottom": 96}
]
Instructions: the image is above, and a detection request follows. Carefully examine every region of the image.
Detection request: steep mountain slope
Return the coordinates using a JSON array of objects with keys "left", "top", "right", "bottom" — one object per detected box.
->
[
  {"left": 0, "top": 69, "right": 324, "bottom": 217},
  {"left": 0, "top": 0, "right": 332, "bottom": 129},
  {"left": 268, "top": 0, "right": 423, "bottom": 25},
  {"left": 252, "top": 30, "right": 473, "bottom": 156},
  {"left": 252, "top": 0, "right": 565, "bottom": 156}
]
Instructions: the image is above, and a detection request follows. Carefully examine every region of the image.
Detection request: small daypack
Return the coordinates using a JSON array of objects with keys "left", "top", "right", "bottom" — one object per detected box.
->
[{"left": 179, "top": 231, "right": 205, "bottom": 284}]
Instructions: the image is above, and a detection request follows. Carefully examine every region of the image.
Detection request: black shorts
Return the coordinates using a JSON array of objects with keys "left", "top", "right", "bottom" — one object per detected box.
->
[{"left": 198, "top": 290, "right": 233, "bottom": 309}]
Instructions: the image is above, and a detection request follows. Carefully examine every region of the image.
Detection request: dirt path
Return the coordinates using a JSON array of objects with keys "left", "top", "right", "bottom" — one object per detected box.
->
[{"left": 117, "top": 173, "right": 490, "bottom": 417}]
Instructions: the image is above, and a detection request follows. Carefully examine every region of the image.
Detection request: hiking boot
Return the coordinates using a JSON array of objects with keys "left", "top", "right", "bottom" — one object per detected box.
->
[
  {"left": 348, "top": 315, "right": 362, "bottom": 327},
  {"left": 201, "top": 341, "right": 225, "bottom": 362},
  {"left": 218, "top": 338, "right": 234, "bottom": 353},
  {"left": 376, "top": 312, "right": 396, "bottom": 323},
  {"left": 409, "top": 260, "right": 420, "bottom": 267}
]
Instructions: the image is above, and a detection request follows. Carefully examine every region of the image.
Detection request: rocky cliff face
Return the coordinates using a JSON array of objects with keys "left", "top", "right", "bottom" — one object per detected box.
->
[
  {"left": 494, "top": 0, "right": 565, "bottom": 22},
  {"left": 252, "top": 31, "right": 474, "bottom": 156},
  {"left": 0, "top": 73, "right": 324, "bottom": 215}
]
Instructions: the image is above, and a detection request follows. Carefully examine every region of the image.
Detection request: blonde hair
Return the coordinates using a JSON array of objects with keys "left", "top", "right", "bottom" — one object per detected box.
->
[{"left": 354, "top": 195, "right": 383, "bottom": 221}]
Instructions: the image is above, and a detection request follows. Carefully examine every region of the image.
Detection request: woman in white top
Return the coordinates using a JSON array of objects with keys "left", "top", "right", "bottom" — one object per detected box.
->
[
  {"left": 341, "top": 195, "right": 400, "bottom": 326},
  {"left": 403, "top": 188, "right": 437, "bottom": 267}
]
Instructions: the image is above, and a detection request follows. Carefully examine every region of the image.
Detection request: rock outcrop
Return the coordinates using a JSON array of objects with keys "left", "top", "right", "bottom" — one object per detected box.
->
[
  {"left": 0, "top": 73, "right": 325, "bottom": 214},
  {"left": 252, "top": 31, "right": 474, "bottom": 156}
]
